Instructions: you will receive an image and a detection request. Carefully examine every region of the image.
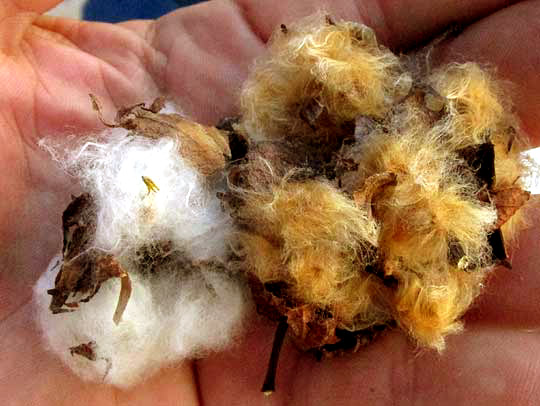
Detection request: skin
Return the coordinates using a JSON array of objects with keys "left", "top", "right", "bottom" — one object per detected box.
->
[{"left": 1, "top": 0, "right": 540, "bottom": 404}]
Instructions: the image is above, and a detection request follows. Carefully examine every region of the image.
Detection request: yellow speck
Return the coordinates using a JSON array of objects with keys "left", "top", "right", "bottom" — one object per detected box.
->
[{"left": 142, "top": 176, "right": 159, "bottom": 194}]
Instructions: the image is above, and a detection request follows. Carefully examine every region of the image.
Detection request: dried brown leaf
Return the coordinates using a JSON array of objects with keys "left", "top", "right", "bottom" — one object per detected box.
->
[
  {"left": 493, "top": 187, "right": 530, "bottom": 229},
  {"left": 286, "top": 305, "right": 339, "bottom": 351},
  {"left": 248, "top": 273, "right": 387, "bottom": 354},
  {"left": 95, "top": 256, "right": 132, "bottom": 325},
  {"left": 48, "top": 194, "right": 132, "bottom": 323}
]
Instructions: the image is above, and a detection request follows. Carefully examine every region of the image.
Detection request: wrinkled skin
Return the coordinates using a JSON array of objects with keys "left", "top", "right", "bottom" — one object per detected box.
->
[{"left": 1, "top": 1, "right": 540, "bottom": 405}]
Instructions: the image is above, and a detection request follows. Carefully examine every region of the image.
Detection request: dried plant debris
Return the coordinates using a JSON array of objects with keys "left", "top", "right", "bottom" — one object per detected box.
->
[
  {"left": 47, "top": 193, "right": 132, "bottom": 324},
  {"left": 224, "top": 15, "right": 534, "bottom": 393},
  {"left": 69, "top": 341, "right": 98, "bottom": 361},
  {"left": 69, "top": 341, "right": 113, "bottom": 381},
  {"left": 35, "top": 13, "right": 535, "bottom": 394}
]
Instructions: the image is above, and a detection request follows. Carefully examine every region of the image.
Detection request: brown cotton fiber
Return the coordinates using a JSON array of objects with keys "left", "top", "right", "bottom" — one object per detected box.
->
[
  {"left": 240, "top": 15, "right": 408, "bottom": 141},
  {"left": 225, "top": 14, "right": 533, "bottom": 354}
]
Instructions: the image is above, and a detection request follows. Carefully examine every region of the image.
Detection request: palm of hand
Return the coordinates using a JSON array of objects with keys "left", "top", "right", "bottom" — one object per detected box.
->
[{"left": 1, "top": 1, "right": 540, "bottom": 405}]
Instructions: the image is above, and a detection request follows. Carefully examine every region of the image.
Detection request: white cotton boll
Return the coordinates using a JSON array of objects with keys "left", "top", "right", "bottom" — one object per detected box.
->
[
  {"left": 35, "top": 116, "right": 251, "bottom": 388},
  {"left": 35, "top": 255, "right": 250, "bottom": 388}
]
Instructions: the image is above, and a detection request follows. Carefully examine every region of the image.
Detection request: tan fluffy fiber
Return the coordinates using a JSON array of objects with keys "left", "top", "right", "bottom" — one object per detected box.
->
[
  {"left": 240, "top": 15, "right": 407, "bottom": 140},
  {"left": 230, "top": 17, "right": 532, "bottom": 352},
  {"left": 35, "top": 15, "right": 535, "bottom": 390},
  {"left": 238, "top": 178, "right": 387, "bottom": 326}
]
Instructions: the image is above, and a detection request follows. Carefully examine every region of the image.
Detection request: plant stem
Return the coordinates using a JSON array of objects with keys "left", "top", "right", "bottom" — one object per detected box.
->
[{"left": 261, "top": 317, "right": 289, "bottom": 396}]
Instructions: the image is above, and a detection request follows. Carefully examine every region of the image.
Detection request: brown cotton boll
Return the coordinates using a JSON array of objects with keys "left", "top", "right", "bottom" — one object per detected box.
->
[
  {"left": 286, "top": 250, "right": 364, "bottom": 316},
  {"left": 428, "top": 63, "right": 508, "bottom": 148},
  {"left": 347, "top": 125, "right": 498, "bottom": 350},
  {"left": 425, "top": 65, "right": 531, "bottom": 238},
  {"left": 240, "top": 15, "right": 405, "bottom": 140},
  {"left": 284, "top": 250, "right": 389, "bottom": 328},
  {"left": 271, "top": 180, "right": 379, "bottom": 248},
  {"left": 236, "top": 181, "right": 388, "bottom": 328},
  {"left": 222, "top": 17, "right": 534, "bottom": 394},
  {"left": 329, "top": 273, "right": 392, "bottom": 330},
  {"left": 430, "top": 191, "right": 497, "bottom": 261},
  {"left": 379, "top": 191, "right": 496, "bottom": 272}
]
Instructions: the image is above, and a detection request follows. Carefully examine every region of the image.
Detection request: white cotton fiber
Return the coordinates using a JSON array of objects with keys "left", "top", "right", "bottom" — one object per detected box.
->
[
  {"left": 44, "top": 128, "right": 230, "bottom": 261},
  {"left": 35, "top": 124, "right": 250, "bottom": 388},
  {"left": 35, "top": 255, "right": 249, "bottom": 388}
]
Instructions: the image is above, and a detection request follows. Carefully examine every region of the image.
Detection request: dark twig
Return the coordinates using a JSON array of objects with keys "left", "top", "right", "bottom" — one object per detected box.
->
[{"left": 261, "top": 317, "right": 289, "bottom": 396}]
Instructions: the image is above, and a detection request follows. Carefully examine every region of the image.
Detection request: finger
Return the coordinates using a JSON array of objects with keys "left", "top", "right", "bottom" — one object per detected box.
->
[
  {"left": 0, "top": 303, "right": 117, "bottom": 405},
  {"left": 407, "top": 327, "right": 540, "bottom": 405},
  {"left": 434, "top": 0, "right": 540, "bottom": 144},
  {"left": 142, "top": 0, "right": 519, "bottom": 123},
  {"left": 294, "top": 328, "right": 540, "bottom": 406},
  {"left": 196, "top": 317, "right": 303, "bottom": 405},
  {"left": 147, "top": 0, "right": 267, "bottom": 123},
  {"left": 36, "top": 0, "right": 521, "bottom": 124},
  {"left": 31, "top": 16, "right": 162, "bottom": 118},
  {"left": 234, "top": 0, "right": 519, "bottom": 50}
]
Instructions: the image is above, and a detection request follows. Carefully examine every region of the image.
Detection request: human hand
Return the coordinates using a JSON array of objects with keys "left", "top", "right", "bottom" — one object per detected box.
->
[{"left": 1, "top": 1, "right": 539, "bottom": 404}]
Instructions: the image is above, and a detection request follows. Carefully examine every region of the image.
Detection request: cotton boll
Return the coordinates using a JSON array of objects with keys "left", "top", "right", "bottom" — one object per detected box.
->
[
  {"left": 35, "top": 115, "right": 250, "bottom": 387},
  {"left": 226, "top": 17, "right": 532, "bottom": 368},
  {"left": 356, "top": 127, "right": 497, "bottom": 267},
  {"left": 345, "top": 113, "right": 499, "bottom": 349},
  {"left": 234, "top": 176, "right": 386, "bottom": 328},
  {"left": 392, "top": 269, "right": 485, "bottom": 351},
  {"left": 35, "top": 254, "right": 249, "bottom": 388}
]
